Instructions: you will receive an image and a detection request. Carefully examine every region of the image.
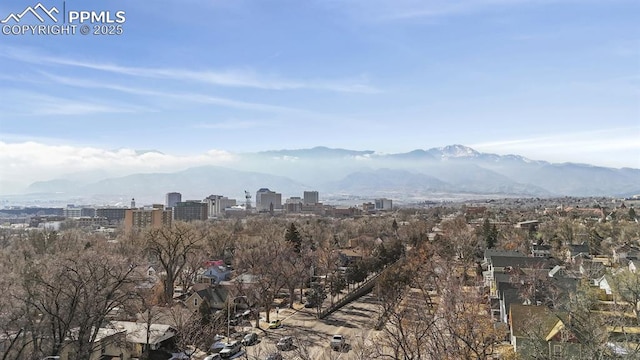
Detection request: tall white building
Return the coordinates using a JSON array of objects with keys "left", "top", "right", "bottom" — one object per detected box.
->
[
  {"left": 255, "top": 188, "right": 282, "bottom": 212},
  {"left": 204, "top": 195, "right": 237, "bottom": 218},
  {"left": 375, "top": 198, "right": 393, "bottom": 211}
]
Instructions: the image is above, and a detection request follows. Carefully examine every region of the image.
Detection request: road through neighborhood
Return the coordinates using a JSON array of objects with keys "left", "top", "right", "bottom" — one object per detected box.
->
[{"left": 242, "top": 293, "right": 382, "bottom": 360}]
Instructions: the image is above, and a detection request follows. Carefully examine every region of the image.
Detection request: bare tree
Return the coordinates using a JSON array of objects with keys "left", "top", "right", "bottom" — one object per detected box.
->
[
  {"left": 3, "top": 236, "right": 139, "bottom": 360},
  {"left": 437, "top": 282, "right": 502, "bottom": 360},
  {"left": 233, "top": 223, "right": 289, "bottom": 324},
  {"left": 441, "top": 216, "right": 481, "bottom": 283},
  {"left": 146, "top": 222, "right": 202, "bottom": 303}
]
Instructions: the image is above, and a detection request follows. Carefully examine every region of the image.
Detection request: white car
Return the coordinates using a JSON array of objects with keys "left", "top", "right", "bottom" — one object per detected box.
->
[
  {"left": 204, "top": 354, "right": 222, "bottom": 360},
  {"left": 219, "top": 341, "right": 241, "bottom": 359},
  {"left": 330, "top": 334, "right": 346, "bottom": 351}
]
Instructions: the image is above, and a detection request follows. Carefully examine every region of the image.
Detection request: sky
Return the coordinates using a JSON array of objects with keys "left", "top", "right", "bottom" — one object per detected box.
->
[{"left": 0, "top": 0, "right": 639, "bottom": 192}]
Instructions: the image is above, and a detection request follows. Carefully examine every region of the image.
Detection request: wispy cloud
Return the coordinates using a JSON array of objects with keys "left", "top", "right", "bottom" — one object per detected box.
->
[
  {"left": 322, "top": 0, "right": 598, "bottom": 21},
  {"left": 2, "top": 47, "right": 380, "bottom": 93},
  {"left": 36, "top": 72, "right": 305, "bottom": 113},
  {"left": 194, "top": 120, "right": 267, "bottom": 130},
  {"left": 471, "top": 127, "right": 640, "bottom": 167},
  {"left": 0, "top": 90, "right": 153, "bottom": 116},
  {"left": 32, "top": 73, "right": 371, "bottom": 127}
]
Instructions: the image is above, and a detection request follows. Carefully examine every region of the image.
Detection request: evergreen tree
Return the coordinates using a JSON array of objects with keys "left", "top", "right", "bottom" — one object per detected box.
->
[
  {"left": 490, "top": 224, "right": 498, "bottom": 248},
  {"left": 329, "top": 273, "right": 347, "bottom": 298},
  {"left": 285, "top": 223, "right": 302, "bottom": 253},
  {"left": 482, "top": 218, "right": 498, "bottom": 249}
]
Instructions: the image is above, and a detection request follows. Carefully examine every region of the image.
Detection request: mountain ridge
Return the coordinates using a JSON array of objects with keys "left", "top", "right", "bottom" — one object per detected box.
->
[{"left": 14, "top": 145, "right": 640, "bottom": 205}]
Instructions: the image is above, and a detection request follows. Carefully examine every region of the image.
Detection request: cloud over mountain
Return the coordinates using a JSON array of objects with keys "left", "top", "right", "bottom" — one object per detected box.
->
[{"left": 4, "top": 143, "right": 638, "bottom": 205}]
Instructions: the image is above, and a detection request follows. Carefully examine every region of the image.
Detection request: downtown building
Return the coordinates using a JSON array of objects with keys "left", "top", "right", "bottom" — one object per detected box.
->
[
  {"left": 96, "top": 207, "right": 128, "bottom": 225},
  {"left": 375, "top": 198, "right": 393, "bottom": 211},
  {"left": 303, "top": 191, "right": 319, "bottom": 205},
  {"left": 174, "top": 200, "right": 208, "bottom": 222},
  {"left": 166, "top": 192, "right": 182, "bottom": 209},
  {"left": 255, "top": 188, "right": 282, "bottom": 213},
  {"left": 123, "top": 204, "right": 172, "bottom": 232},
  {"left": 204, "top": 195, "right": 237, "bottom": 218}
]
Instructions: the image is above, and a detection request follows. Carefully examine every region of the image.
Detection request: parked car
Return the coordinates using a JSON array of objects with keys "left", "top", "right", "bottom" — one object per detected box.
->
[
  {"left": 241, "top": 332, "right": 258, "bottom": 346},
  {"left": 210, "top": 340, "right": 226, "bottom": 353},
  {"left": 268, "top": 319, "right": 282, "bottom": 329},
  {"left": 219, "top": 341, "right": 241, "bottom": 359},
  {"left": 276, "top": 336, "right": 294, "bottom": 351},
  {"left": 330, "top": 334, "right": 346, "bottom": 351},
  {"left": 204, "top": 354, "right": 222, "bottom": 360},
  {"left": 265, "top": 353, "right": 283, "bottom": 360}
]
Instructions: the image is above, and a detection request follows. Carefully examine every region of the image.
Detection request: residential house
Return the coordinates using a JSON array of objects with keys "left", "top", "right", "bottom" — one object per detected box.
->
[
  {"left": 484, "top": 255, "right": 549, "bottom": 297},
  {"left": 509, "top": 304, "right": 583, "bottom": 359},
  {"left": 197, "top": 261, "right": 231, "bottom": 285},
  {"left": 221, "top": 273, "right": 260, "bottom": 290},
  {"left": 496, "top": 281, "right": 521, "bottom": 324},
  {"left": 594, "top": 275, "right": 614, "bottom": 301},
  {"left": 185, "top": 284, "right": 229, "bottom": 313},
  {"left": 613, "top": 244, "right": 640, "bottom": 264},
  {"left": 110, "top": 321, "right": 176, "bottom": 359},
  {"left": 59, "top": 328, "right": 129, "bottom": 360},
  {"left": 566, "top": 243, "right": 591, "bottom": 264},
  {"left": 488, "top": 255, "right": 577, "bottom": 326},
  {"left": 517, "top": 220, "right": 540, "bottom": 232},
  {"left": 482, "top": 249, "right": 525, "bottom": 268},
  {"left": 531, "top": 243, "right": 552, "bottom": 258},
  {"left": 337, "top": 248, "right": 365, "bottom": 267}
]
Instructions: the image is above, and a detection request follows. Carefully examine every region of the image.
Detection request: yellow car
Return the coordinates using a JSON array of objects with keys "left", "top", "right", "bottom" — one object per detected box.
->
[{"left": 268, "top": 319, "right": 282, "bottom": 329}]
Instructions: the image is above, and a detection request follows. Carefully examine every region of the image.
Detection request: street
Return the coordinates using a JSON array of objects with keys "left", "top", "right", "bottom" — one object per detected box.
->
[{"left": 242, "top": 293, "right": 382, "bottom": 360}]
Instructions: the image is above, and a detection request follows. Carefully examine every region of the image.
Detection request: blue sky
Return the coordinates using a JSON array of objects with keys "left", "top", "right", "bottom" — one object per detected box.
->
[{"left": 0, "top": 0, "right": 638, "bottom": 188}]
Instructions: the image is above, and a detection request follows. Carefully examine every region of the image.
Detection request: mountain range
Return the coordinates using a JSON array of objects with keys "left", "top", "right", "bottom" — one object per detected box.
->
[{"left": 16, "top": 145, "right": 640, "bottom": 205}]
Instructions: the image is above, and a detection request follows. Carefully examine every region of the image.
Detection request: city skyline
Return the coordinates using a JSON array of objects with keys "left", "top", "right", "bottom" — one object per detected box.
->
[{"left": 0, "top": 0, "right": 638, "bottom": 190}]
